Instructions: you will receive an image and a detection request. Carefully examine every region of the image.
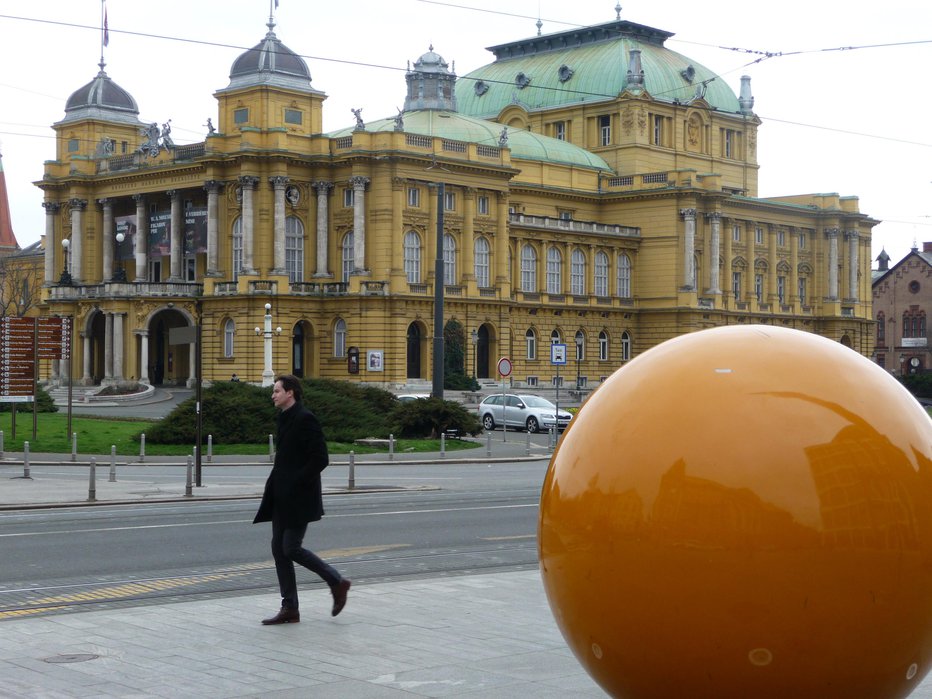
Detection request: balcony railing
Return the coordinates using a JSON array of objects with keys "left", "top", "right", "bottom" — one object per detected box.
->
[
  {"left": 509, "top": 213, "right": 639, "bottom": 238},
  {"left": 48, "top": 281, "right": 202, "bottom": 300}
]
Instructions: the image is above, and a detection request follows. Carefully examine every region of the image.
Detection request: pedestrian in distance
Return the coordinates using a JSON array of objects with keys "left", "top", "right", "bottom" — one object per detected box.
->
[{"left": 254, "top": 374, "right": 351, "bottom": 624}]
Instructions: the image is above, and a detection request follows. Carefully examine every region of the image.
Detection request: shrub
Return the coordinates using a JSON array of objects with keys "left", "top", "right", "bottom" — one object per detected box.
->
[
  {"left": 0, "top": 383, "right": 58, "bottom": 413},
  {"left": 444, "top": 371, "right": 480, "bottom": 391},
  {"left": 899, "top": 373, "right": 932, "bottom": 399},
  {"left": 391, "top": 397, "right": 482, "bottom": 438}
]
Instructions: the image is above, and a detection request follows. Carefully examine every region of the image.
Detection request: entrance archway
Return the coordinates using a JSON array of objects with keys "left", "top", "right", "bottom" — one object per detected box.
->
[
  {"left": 476, "top": 324, "right": 492, "bottom": 379},
  {"left": 406, "top": 322, "right": 425, "bottom": 379}
]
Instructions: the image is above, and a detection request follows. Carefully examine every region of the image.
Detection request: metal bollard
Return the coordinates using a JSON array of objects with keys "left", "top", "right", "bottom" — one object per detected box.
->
[
  {"left": 185, "top": 456, "right": 193, "bottom": 497},
  {"left": 526, "top": 430, "right": 531, "bottom": 457},
  {"left": 109, "top": 446, "right": 117, "bottom": 482},
  {"left": 0, "top": 429, "right": 4, "bottom": 458},
  {"left": 348, "top": 451, "right": 355, "bottom": 490},
  {"left": 440, "top": 432, "right": 446, "bottom": 458},
  {"left": 389, "top": 434, "right": 394, "bottom": 462},
  {"left": 207, "top": 435, "right": 213, "bottom": 462},
  {"left": 23, "top": 441, "right": 30, "bottom": 479},
  {"left": 87, "top": 458, "right": 96, "bottom": 502},
  {"left": 486, "top": 431, "right": 492, "bottom": 458},
  {"left": 71, "top": 432, "right": 78, "bottom": 462},
  {"left": 269, "top": 434, "right": 274, "bottom": 462},
  {"left": 139, "top": 433, "right": 146, "bottom": 462}
]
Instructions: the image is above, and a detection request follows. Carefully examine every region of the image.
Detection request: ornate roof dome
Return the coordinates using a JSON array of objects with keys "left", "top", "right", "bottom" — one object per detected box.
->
[
  {"left": 404, "top": 46, "right": 457, "bottom": 112},
  {"left": 226, "top": 20, "right": 313, "bottom": 91},
  {"left": 60, "top": 64, "right": 140, "bottom": 125},
  {"left": 456, "top": 19, "right": 743, "bottom": 118}
]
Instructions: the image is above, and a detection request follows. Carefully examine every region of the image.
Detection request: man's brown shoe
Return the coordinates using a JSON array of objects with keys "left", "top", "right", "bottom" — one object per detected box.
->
[
  {"left": 261, "top": 607, "right": 300, "bottom": 625},
  {"left": 331, "top": 579, "right": 351, "bottom": 617}
]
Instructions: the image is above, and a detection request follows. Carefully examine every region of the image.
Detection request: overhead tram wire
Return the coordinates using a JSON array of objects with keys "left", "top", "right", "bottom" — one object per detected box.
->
[{"left": 0, "top": 12, "right": 930, "bottom": 152}]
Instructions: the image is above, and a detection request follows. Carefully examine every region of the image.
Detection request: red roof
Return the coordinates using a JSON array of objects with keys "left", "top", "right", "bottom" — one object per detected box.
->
[{"left": 0, "top": 153, "right": 21, "bottom": 250}]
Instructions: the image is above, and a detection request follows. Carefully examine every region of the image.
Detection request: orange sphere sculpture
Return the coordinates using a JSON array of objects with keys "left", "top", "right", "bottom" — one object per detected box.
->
[{"left": 539, "top": 325, "right": 932, "bottom": 698}]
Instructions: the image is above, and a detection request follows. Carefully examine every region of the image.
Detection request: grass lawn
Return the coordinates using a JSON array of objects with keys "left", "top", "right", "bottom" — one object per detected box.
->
[{"left": 0, "top": 412, "right": 478, "bottom": 457}]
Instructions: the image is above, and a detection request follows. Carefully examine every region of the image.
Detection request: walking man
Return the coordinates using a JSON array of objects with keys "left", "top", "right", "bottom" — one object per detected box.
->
[{"left": 254, "top": 374, "right": 351, "bottom": 624}]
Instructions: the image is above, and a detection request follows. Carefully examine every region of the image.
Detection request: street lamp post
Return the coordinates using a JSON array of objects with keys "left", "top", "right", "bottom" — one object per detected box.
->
[
  {"left": 255, "top": 302, "right": 282, "bottom": 387},
  {"left": 471, "top": 328, "right": 478, "bottom": 379},
  {"left": 575, "top": 332, "right": 583, "bottom": 390}
]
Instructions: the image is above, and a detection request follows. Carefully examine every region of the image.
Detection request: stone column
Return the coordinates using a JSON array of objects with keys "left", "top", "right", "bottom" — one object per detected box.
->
[
  {"left": 168, "top": 190, "right": 183, "bottom": 281},
  {"left": 826, "top": 228, "right": 839, "bottom": 300},
  {"left": 680, "top": 208, "right": 697, "bottom": 290},
  {"left": 100, "top": 198, "right": 114, "bottom": 282},
  {"left": 846, "top": 230, "right": 859, "bottom": 300},
  {"left": 82, "top": 332, "right": 92, "bottom": 383},
  {"left": 463, "top": 188, "right": 476, "bottom": 283},
  {"left": 494, "top": 192, "right": 509, "bottom": 288},
  {"left": 113, "top": 313, "right": 124, "bottom": 382},
  {"left": 204, "top": 180, "right": 222, "bottom": 276},
  {"left": 350, "top": 176, "right": 370, "bottom": 272},
  {"left": 706, "top": 212, "right": 721, "bottom": 294},
  {"left": 239, "top": 176, "right": 259, "bottom": 274},
  {"left": 789, "top": 227, "right": 800, "bottom": 304},
  {"left": 104, "top": 313, "right": 114, "bottom": 381},
  {"left": 42, "top": 202, "right": 59, "bottom": 285},
  {"left": 390, "top": 179, "right": 405, "bottom": 282},
  {"left": 69, "top": 199, "right": 87, "bottom": 284},
  {"left": 133, "top": 194, "right": 148, "bottom": 282},
  {"left": 313, "top": 181, "right": 333, "bottom": 276},
  {"left": 138, "top": 330, "right": 150, "bottom": 384},
  {"left": 723, "top": 219, "right": 734, "bottom": 301},
  {"left": 767, "top": 226, "right": 777, "bottom": 304},
  {"left": 270, "top": 176, "right": 289, "bottom": 274}
]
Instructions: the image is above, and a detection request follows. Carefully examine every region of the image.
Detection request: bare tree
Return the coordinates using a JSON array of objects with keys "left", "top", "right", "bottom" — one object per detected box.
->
[{"left": 0, "top": 253, "right": 43, "bottom": 318}]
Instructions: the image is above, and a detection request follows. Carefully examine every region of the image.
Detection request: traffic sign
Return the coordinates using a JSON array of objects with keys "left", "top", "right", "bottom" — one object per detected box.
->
[
  {"left": 551, "top": 343, "right": 568, "bottom": 365},
  {"left": 497, "top": 356, "right": 513, "bottom": 377}
]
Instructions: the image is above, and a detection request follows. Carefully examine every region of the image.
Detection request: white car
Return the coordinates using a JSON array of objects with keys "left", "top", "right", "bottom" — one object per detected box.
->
[
  {"left": 477, "top": 393, "right": 572, "bottom": 433},
  {"left": 397, "top": 393, "right": 430, "bottom": 402}
]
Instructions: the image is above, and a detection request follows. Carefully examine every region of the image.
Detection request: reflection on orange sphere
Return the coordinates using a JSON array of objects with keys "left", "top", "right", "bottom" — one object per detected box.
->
[{"left": 539, "top": 326, "right": 932, "bottom": 698}]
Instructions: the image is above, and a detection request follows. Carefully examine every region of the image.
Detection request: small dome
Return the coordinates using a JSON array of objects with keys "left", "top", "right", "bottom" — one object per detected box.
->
[
  {"left": 226, "top": 21, "right": 313, "bottom": 91},
  {"left": 411, "top": 46, "right": 450, "bottom": 74},
  {"left": 405, "top": 46, "right": 457, "bottom": 112},
  {"left": 61, "top": 66, "right": 140, "bottom": 125}
]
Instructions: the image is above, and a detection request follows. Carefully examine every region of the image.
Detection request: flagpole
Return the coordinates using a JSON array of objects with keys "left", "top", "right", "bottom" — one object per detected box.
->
[{"left": 100, "top": 0, "right": 107, "bottom": 66}]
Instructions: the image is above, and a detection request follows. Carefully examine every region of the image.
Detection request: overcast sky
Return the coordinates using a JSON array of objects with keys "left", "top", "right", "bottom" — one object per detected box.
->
[{"left": 1, "top": 0, "right": 930, "bottom": 267}]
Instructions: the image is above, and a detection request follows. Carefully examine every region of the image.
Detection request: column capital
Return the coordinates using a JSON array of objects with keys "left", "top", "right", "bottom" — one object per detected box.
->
[
  {"left": 132, "top": 193, "right": 146, "bottom": 204},
  {"left": 166, "top": 189, "right": 179, "bottom": 200},
  {"left": 680, "top": 207, "right": 697, "bottom": 219},
  {"left": 69, "top": 198, "right": 88, "bottom": 211},
  {"left": 238, "top": 175, "right": 260, "bottom": 189},
  {"left": 203, "top": 179, "right": 224, "bottom": 193},
  {"left": 98, "top": 197, "right": 112, "bottom": 208},
  {"left": 269, "top": 175, "right": 290, "bottom": 189},
  {"left": 313, "top": 180, "right": 334, "bottom": 193},
  {"left": 844, "top": 229, "right": 860, "bottom": 241},
  {"left": 824, "top": 227, "right": 840, "bottom": 238},
  {"left": 349, "top": 175, "right": 370, "bottom": 190},
  {"left": 42, "top": 201, "right": 60, "bottom": 214},
  {"left": 705, "top": 211, "right": 722, "bottom": 221}
]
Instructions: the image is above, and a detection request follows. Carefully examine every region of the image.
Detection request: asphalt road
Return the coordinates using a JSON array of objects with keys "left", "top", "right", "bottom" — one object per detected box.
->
[{"left": 0, "top": 460, "right": 547, "bottom": 618}]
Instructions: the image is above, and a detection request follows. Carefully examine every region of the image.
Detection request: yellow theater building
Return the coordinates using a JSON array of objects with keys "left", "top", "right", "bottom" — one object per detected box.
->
[{"left": 30, "top": 13, "right": 876, "bottom": 390}]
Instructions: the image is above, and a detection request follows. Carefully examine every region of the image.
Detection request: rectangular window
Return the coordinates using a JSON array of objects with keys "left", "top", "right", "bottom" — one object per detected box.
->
[
  {"left": 599, "top": 335, "right": 608, "bottom": 361},
  {"left": 652, "top": 115, "right": 663, "bottom": 146},
  {"left": 799, "top": 232, "right": 806, "bottom": 249},
  {"left": 233, "top": 108, "right": 249, "bottom": 124},
  {"left": 551, "top": 375, "right": 564, "bottom": 388},
  {"left": 722, "top": 129, "right": 741, "bottom": 158},
  {"left": 755, "top": 274, "right": 764, "bottom": 302},
  {"left": 148, "top": 259, "right": 162, "bottom": 283},
  {"left": 876, "top": 353, "right": 885, "bottom": 368},
  {"left": 755, "top": 227, "right": 764, "bottom": 245},
  {"left": 733, "top": 224, "right": 741, "bottom": 242},
  {"left": 554, "top": 121, "right": 566, "bottom": 141},
  {"left": 477, "top": 195, "right": 489, "bottom": 215},
  {"left": 526, "top": 376, "right": 538, "bottom": 387},
  {"left": 558, "top": 211, "right": 572, "bottom": 221},
  {"left": 407, "top": 187, "right": 420, "bottom": 207},
  {"left": 798, "top": 277, "right": 807, "bottom": 305},
  {"left": 444, "top": 191, "right": 456, "bottom": 211},
  {"left": 777, "top": 229, "right": 786, "bottom": 247},
  {"left": 121, "top": 141, "right": 128, "bottom": 154},
  {"left": 343, "top": 188, "right": 354, "bottom": 207},
  {"left": 185, "top": 256, "right": 196, "bottom": 282},
  {"left": 732, "top": 271, "right": 742, "bottom": 300},
  {"left": 598, "top": 115, "right": 611, "bottom": 146},
  {"left": 777, "top": 276, "right": 786, "bottom": 304},
  {"left": 284, "top": 108, "right": 303, "bottom": 125},
  {"left": 526, "top": 333, "right": 536, "bottom": 360},
  {"left": 68, "top": 139, "right": 80, "bottom": 153}
]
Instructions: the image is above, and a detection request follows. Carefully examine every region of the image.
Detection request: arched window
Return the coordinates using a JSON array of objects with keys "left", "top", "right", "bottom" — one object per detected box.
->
[
  {"left": 333, "top": 318, "right": 347, "bottom": 358},
  {"left": 285, "top": 215, "right": 304, "bottom": 283},
  {"left": 443, "top": 233, "right": 456, "bottom": 285},
  {"left": 223, "top": 318, "right": 235, "bottom": 358},
  {"left": 404, "top": 231, "right": 421, "bottom": 283},
  {"left": 877, "top": 312, "right": 885, "bottom": 343},
  {"left": 551, "top": 329, "right": 562, "bottom": 344},
  {"left": 232, "top": 217, "right": 243, "bottom": 282},
  {"left": 341, "top": 232, "right": 354, "bottom": 283},
  {"left": 594, "top": 251, "right": 609, "bottom": 297},
  {"left": 571, "top": 249, "right": 586, "bottom": 295},
  {"left": 546, "top": 247, "right": 562, "bottom": 294},
  {"left": 598, "top": 330, "right": 609, "bottom": 360},
  {"left": 617, "top": 253, "right": 631, "bottom": 298},
  {"left": 526, "top": 328, "right": 537, "bottom": 360},
  {"left": 474, "top": 237, "right": 490, "bottom": 287},
  {"left": 621, "top": 331, "right": 631, "bottom": 361},
  {"left": 520, "top": 244, "right": 537, "bottom": 292}
]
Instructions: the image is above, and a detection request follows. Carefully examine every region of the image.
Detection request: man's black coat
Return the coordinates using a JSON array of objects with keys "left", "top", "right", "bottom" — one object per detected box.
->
[{"left": 253, "top": 401, "right": 329, "bottom": 527}]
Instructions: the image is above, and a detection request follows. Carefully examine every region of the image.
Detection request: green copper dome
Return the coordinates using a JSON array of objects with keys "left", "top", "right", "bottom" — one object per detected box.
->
[
  {"left": 456, "top": 20, "right": 741, "bottom": 119},
  {"left": 329, "top": 109, "right": 611, "bottom": 172}
]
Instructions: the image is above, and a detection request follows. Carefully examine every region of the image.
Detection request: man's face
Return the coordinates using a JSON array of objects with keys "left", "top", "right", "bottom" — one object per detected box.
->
[{"left": 271, "top": 381, "right": 295, "bottom": 410}]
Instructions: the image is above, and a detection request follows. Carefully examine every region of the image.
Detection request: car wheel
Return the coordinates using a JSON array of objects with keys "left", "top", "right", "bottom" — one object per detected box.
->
[
  {"left": 526, "top": 416, "right": 540, "bottom": 433},
  {"left": 482, "top": 414, "right": 495, "bottom": 431}
]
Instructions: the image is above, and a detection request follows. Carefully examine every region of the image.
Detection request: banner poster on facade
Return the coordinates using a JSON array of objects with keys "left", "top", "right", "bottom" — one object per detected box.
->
[
  {"left": 148, "top": 211, "right": 171, "bottom": 256},
  {"left": 114, "top": 215, "right": 136, "bottom": 260},
  {"left": 184, "top": 207, "right": 208, "bottom": 255}
]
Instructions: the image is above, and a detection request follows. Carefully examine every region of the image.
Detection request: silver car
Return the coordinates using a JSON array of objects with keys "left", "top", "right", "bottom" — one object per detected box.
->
[{"left": 477, "top": 393, "right": 572, "bottom": 433}]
